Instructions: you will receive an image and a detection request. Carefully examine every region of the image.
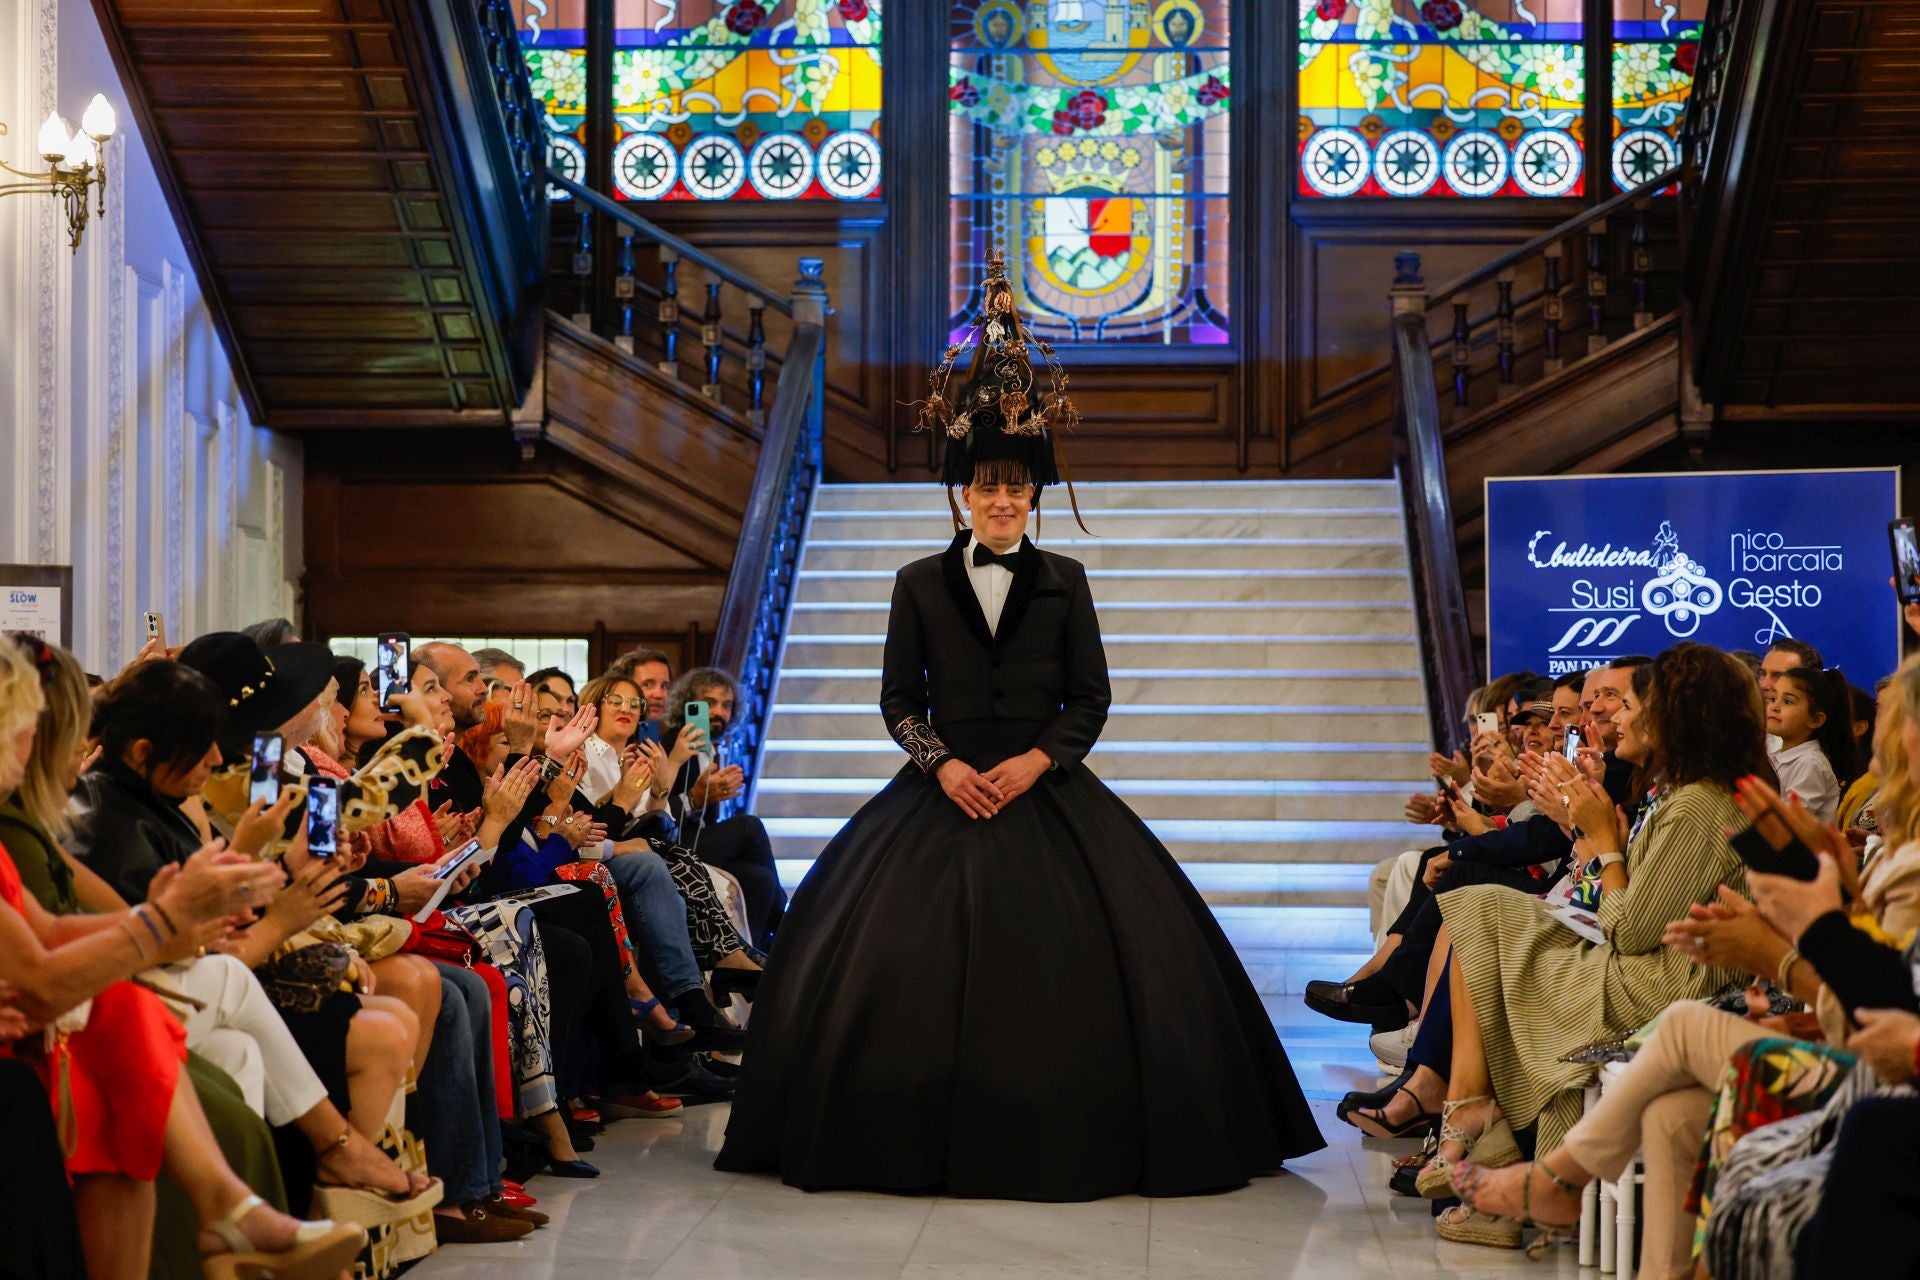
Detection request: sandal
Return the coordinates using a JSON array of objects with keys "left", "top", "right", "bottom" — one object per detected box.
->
[
  {"left": 1416, "top": 1096, "right": 1519, "bottom": 1198},
  {"left": 311, "top": 1128, "right": 444, "bottom": 1225},
  {"left": 200, "top": 1193, "right": 367, "bottom": 1280},
  {"left": 1434, "top": 1204, "right": 1522, "bottom": 1250},
  {"left": 1454, "top": 1158, "right": 1583, "bottom": 1259},
  {"left": 1343, "top": 1084, "right": 1438, "bottom": 1140},
  {"left": 632, "top": 996, "right": 697, "bottom": 1046}
]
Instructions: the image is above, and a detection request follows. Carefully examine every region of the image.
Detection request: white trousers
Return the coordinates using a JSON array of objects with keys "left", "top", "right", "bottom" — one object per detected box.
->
[
  {"left": 1372, "top": 848, "right": 1424, "bottom": 944},
  {"left": 166, "top": 953, "right": 329, "bottom": 1126}
]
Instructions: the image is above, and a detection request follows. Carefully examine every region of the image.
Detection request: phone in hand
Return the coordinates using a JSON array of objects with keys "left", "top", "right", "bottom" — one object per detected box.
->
[
  {"left": 143, "top": 611, "right": 162, "bottom": 644},
  {"left": 1891, "top": 518, "right": 1920, "bottom": 605},
  {"left": 683, "top": 700, "right": 713, "bottom": 753},
  {"left": 1474, "top": 711, "right": 1501, "bottom": 736},
  {"left": 432, "top": 838, "right": 485, "bottom": 881},
  {"left": 634, "top": 719, "right": 662, "bottom": 750},
  {"left": 374, "top": 632, "right": 411, "bottom": 708},
  {"left": 1730, "top": 824, "right": 1822, "bottom": 881},
  {"left": 306, "top": 777, "right": 339, "bottom": 859},
  {"left": 1564, "top": 727, "right": 1582, "bottom": 763},
  {"left": 249, "top": 733, "right": 285, "bottom": 807}
]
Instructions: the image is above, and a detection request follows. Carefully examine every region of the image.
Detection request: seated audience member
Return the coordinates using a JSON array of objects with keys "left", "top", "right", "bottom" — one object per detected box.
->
[
  {"left": 1453, "top": 664, "right": 1920, "bottom": 1273},
  {"left": 1421, "top": 645, "right": 1763, "bottom": 1246},
  {"left": 1767, "top": 664, "right": 1856, "bottom": 824},
  {"left": 472, "top": 647, "right": 525, "bottom": 701},
  {"left": 659, "top": 666, "right": 786, "bottom": 948},
  {"left": 527, "top": 667, "right": 580, "bottom": 727},
  {"left": 0, "top": 639, "right": 365, "bottom": 1280},
  {"left": 2, "top": 636, "right": 427, "bottom": 1215},
  {"left": 605, "top": 647, "right": 674, "bottom": 724}
]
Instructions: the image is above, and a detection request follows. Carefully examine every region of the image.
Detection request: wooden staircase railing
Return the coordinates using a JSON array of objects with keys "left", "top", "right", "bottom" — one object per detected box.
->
[
  {"left": 1388, "top": 165, "right": 1683, "bottom": 746},
  {"left": 541, "top": 166, "right": 827, "bottom": 800}
]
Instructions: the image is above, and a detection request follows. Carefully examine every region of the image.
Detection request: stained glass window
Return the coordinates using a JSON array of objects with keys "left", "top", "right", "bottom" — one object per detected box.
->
[
  {"left": 1611, "top": 0, "right": 1702, "bottom": 190},
  {"left": 518, "top": 1, "right": 881, "bottom": 202},
  {"left": 949, "top": 0, "right": 1232, "bottom": 346},
  {"left": 516, "top": 1, "right": 589, "bottom": 200},
  {"left": 1297, "top": 0, "right": 1585, "bottom": 197},
  {"left": 609, "top": 1, "right": 881, "bottom": 201}
]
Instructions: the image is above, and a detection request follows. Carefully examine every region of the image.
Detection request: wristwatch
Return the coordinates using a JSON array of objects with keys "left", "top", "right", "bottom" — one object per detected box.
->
[{"left": 1596, "top": 850, "right": 1626, "bottom": 870}]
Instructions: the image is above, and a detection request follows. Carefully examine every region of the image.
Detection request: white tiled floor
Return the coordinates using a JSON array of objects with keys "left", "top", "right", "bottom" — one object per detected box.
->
[{"left": 404, "top": 1098, "right": 1591, "bottom": 1279}]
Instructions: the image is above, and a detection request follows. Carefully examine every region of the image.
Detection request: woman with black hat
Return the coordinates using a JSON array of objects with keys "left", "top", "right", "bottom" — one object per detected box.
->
[{"left": 715, "top": 255, "right": 1325, "bottom": 1201}]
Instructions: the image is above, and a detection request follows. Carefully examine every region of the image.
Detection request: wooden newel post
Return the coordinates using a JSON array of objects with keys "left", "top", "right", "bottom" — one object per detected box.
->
[
  {"left": 700, "top": 269, "right": 724, "bottom": 403},
  {"left": 1631, "top": 203, "right": 1653, "bottom": 330},
  {"left": 792, "top": 256, "right": 829, "bottom": 463},
  {"left": 571, "top": 208, "right": 593, "bottom": 329},
  {"left": 1587, "top": 217, "right": 1609, "bottom": 355},
  {"left": 1542, "top": 240, "right": 1565, "bottom": 375},
  {"left": 746, "top": 298, "right": 768, "bottom": 428},
  {"left": 657, "top": 247, "right": 680, "bottom": 376},
  {"left": 614, "top": 232, "right": 636, "bottom": 354},
  {"left": 1494, "top": 268, "right": 1516, "bottom": 398}
]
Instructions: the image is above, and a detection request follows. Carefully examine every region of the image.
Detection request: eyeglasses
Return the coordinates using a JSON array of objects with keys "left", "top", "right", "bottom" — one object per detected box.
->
[{"left": 600, "top": 694, "right": 646, "bottom": 710}]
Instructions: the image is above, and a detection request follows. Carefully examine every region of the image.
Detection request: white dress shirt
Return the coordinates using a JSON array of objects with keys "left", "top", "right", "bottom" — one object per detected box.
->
[
  {"left": 1769, "top": 738, "right": 1841, "bottom": 825},
  {"left": 965, "top": 534, "right": 1016, "bottom": 636}
]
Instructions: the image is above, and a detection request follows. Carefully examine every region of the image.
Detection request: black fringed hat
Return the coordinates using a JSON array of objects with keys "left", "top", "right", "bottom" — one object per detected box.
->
[{"left": 918, "top": 251, "right": 1081, "bottom": 493}]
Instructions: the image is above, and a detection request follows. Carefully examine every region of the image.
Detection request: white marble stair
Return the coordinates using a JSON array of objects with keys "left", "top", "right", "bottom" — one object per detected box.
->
[{"left": 757, "top": 482, "right": 1431, "bottom": 1094}]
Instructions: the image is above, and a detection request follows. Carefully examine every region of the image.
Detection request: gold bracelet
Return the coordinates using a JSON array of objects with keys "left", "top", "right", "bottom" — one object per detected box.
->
[{"left": 1777, "top": 947, "right": 1802, "bottom": 990}]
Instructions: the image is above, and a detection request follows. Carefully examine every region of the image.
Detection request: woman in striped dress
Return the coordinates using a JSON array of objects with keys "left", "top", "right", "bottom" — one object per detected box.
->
[{"left": 1426, "top": 645, "right": 1768, "bottom": 1210}]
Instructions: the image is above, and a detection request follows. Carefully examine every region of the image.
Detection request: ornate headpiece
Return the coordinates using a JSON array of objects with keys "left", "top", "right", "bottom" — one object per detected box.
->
[{"left": 917, "top": 251, "right": 1082, "bottom": 498}]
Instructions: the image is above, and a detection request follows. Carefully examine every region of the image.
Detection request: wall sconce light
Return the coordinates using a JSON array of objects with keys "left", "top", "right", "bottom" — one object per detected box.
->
[{"left": 1, "top": 93, "right": 118, "bottom": 251}]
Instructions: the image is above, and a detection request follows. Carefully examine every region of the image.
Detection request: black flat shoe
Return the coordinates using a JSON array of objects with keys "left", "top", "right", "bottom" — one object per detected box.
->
[
  {"left": 1303, "top": 980, "right": 1409, "bottom": 1030},
  {"left": 648, "top": 1055, "right": 736, "bottom": 1099},
  {"left": 543, "top": 1159, "right": 599, "bottom": 1179}
]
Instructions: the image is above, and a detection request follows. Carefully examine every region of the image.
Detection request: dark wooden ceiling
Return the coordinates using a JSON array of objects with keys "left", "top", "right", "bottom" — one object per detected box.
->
[
  {"left": 92, "top": 0, "right": 538, "bottom": 427},
  {"left": 1689, "top": 0, "right": 1920, "bottom": 410}
]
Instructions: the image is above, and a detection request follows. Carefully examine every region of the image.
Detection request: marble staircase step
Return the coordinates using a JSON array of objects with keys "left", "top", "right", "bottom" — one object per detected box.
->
[
  {"left": 771, "top": 671, "right": 1427, "bottom": 707},
  {"left": 793, "top": 568, "right": 1417, "bottom": 606},
  {"left": 788, "top": 599, "right": 1417, "bottom": 636},
  {"left": 756, "top": 777, "right": 1419, "bottom": 823},
  {"left": 760, "top": 740, "right": 1431, "bottom": 781},
  {"left": 812, "top": 479, "right": 1402, "bottom": 512},
  {"left": 780, "top": 634, "right": 1420, "bottom": 671},
  {"left": 806, "top": 510, "right": 1408, "bottom": 542},
  {"left": 763, "top": 704, "right": 1430, "bottom": 744},
  {"left": 800, "top": 539, "right": 1409, "bottom": 573}
]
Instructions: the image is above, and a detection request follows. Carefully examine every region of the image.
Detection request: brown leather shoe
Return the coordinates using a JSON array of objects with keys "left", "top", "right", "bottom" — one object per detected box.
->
[
  {"left": 433, "top": 1204, "right": 535, "bottom": 1244},
  {"left": 485, "top": 1195, "right": 549, "bottom": 1227}
]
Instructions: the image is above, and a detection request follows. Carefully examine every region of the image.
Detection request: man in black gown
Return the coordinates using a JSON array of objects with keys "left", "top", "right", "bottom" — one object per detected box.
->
[{"left": 715, "top": 254, "right": 1323, "bottom": 1201}]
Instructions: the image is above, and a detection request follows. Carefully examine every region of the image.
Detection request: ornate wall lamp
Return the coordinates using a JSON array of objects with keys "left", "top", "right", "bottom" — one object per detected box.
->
[{"left": 0, "top": 94, "right": 118, "bottom": 251}]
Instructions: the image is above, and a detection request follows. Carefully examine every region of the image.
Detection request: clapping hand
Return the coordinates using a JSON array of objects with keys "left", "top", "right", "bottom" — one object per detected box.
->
[
  {"left": 1733, "top": 776, "right": 1862, "bottom": 903},
  {"left": 544, "top": 751, "right": 587, "bottom": 806},
  {"left": 501, "top": 682, "right": 541, "bottom": 754},
  {"left": 1429, "top": 750, "right": 1470, "bottom": 786},
  {"left": 1564, "top": 775, "right": 1625, "bottom": 851},
  {"left": 1662, "top": 886, "right": 1787, "bottom": 975},
  {"left": 1470, "top": 754, "right": 1527, "bottom": 811},
  {"left": 1748, "top": 853, "right": 1847, "bottom": 942},
  {"left": 483, "top": 757, "right": 543, "bottom": 826},
  {"left": 544, "top": 706, "right": 598, "bottom": 762},
  {"left": 1404, "top": 792, "right": 1447, "bottom": 826}
]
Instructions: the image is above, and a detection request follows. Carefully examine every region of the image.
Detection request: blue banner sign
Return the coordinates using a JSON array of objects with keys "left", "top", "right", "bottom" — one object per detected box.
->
[{"left": 1485, "top": 468, "right": 1901, "bottom": 682}]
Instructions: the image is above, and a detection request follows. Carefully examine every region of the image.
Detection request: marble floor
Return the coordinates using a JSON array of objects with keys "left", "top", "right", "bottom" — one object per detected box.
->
[{"left": 404, "top": 1097, "right": 1592, "bottom": 1280}]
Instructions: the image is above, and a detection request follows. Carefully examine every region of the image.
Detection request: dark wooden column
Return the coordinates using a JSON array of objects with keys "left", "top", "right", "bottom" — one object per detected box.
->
[
  {"left": 585, "top": 0, "right": 615, "bottom": 332},
  {"left": 882, "top": 0, "right": 949, "bottom": 474}
]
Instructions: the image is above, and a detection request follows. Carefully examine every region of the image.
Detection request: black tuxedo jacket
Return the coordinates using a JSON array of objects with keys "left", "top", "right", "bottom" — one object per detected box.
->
[{"left": 879, "top": 531, "right": 1111, "bottom": 773}]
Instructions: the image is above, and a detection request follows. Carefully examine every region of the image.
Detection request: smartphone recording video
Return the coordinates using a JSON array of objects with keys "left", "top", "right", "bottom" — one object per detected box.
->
[
  {"left": 374, "top": 632, "right": 411, "bottom": 707},
  {"left": 1564, "top": 727, "right": 1582, "bottom": 763},
  {"left": 306, "top": 777, "right": 339, "bottom": 859},
  {"left": 249, "top": 733, "right": 285, "bottom": 808},
  {"left": 1891, "top": 519, "right": 1920, "bottom": 605}
]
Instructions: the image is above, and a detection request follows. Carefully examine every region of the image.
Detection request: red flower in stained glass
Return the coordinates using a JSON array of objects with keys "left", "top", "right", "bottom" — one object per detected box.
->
[
  {"left": 725, "top": 1, "right": 768, "bottom": 35},
  {"left": 1420, "top": 0, "right": 1464, "bottom": 30},
  {"left": 950, "top": 80, "right": 980, "bottom": 107},
  {"left": 1314, "top": 0, "right": 1346, "bottom": 20},
  {"left": 1051, "top": 89, "right": 1108, "bottom": 135},
  {"left": 1672, "top": 41, "right": 1699, "bottom": 74},
  {"left": 1197, "top": 76, "right": 1229, "bottom": 106},
  {"left": 836, "top": 0, "right": 869, "bottom": 18}
]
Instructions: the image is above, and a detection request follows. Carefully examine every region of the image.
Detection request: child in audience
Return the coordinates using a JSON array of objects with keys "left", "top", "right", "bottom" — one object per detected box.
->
[{"left": 1767, "top": 665, "right": 1855, "bottom": 824}]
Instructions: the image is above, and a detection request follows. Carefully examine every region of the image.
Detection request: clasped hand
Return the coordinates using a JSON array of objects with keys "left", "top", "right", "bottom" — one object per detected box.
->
[{"left": 936, "top": 750, "right": 1050, "bottom": 820}]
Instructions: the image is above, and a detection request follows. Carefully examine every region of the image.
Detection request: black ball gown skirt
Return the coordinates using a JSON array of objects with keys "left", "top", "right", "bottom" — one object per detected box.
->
[{"left": 714, "top": 719, "right": 1325, "bottom": 1201}]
